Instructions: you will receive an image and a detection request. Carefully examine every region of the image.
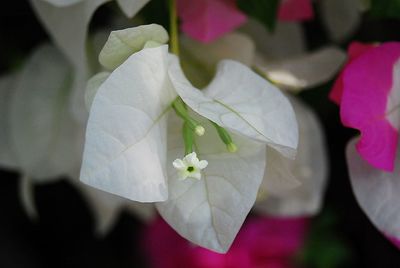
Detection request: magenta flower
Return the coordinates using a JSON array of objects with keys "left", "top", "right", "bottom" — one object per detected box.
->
[
  {"left": 330, "top": 42, "right": 400, "bottom": 171},
  {"left": 144, "top": 216, "right": 309, "bottom": 268},
  {"left": 332, "top": 42, "right": 400, "bottom": 250},
  {"left": 278, "top": 0, "right": 314, "bottom": 22},
  {"left": 177, "top": 0, "right": 247, "bottom": 43}
]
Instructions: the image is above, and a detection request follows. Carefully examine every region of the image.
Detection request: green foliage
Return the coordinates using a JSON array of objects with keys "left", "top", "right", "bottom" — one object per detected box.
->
[
  {"left": 237, "top": 0, "right": 280, "bottom": 31},
  {"left": 299, "top": 211, "right": 353, "bottom": 268},
  {"left": 369, "top": 0, "right": 400, "bottom": 19}
]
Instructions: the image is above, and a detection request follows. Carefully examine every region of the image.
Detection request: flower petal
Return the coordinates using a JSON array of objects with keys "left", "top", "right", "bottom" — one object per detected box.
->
[
  {"left": 116, "top": 0, "right": 150, "bottom": 18},
  {"left": 329, "top": 42, "right": 376, "bottom": 105},
  {"left": 9, "top": 45, "right": 83, "bottom": 181},
  {"left": 0, "top": 74, "right": 18, "bottom": 170},
  {"left": 347, "top": 138, "right": 400, "bottom": 250},
  {"left": 40, "top": 0, "right": 83, "bottom": 7},
  {"left": 168, "top": 56, "right": 298, "bottom": 158},
  {"left": 255, "top": 46, "right": 346, "bottom": 91},
  {"left": 80, "top": 46, "right": 177, "bottom": 202},
  {"left": 255, "top": 97, "right": 328, "bottom": 216},
  {"left": 278, "top": 0, "right": 314, "bottom": 22},
  {"left": 19, "top": 175, "right": 38, "bottom": 220},
  {"left": 157, "top": 114, "right": 266, "bottom": 253},
  {"left": 29, "top": 0, "right": 109, "bottom": 70},
  {"left": 99, "top": 24, "right": 169, "bottom": 70},
  {"left": 172, "top": 159, "right": 186, "bottom": 170},
  {"left": 340, "top": 42, "right": 400, "bottom": 171},
  {"left": 85, "top": 71, "right": 110, "bottom": 111},
  {"left": 181, "top": 32, "right": 255, "bottom": 70},
  {"left": 69, "top": 175, "right": 155, "bottom": 234},
  {"left": 198, "top": 160, "right": 209, "bottom": 169},
  {"left": 184, "top": 152, "right": 200, "bottom": 166},
  {"left": 239, "top": 19, "right": 306, "bottom": 60},
  {"left": 179, "top": 32, "right": 255, "bottom": 88},
  {"left": 177, "top": 0, "right": 247, "bottom": 43},
  {"left": 319, "top": 0, "right": 361, "bottom": 42}
]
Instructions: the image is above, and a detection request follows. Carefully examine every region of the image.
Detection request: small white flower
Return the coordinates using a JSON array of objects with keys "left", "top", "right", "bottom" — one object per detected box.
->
[{"left": 172, "top": 152, "right": 208, "bottom": 180}]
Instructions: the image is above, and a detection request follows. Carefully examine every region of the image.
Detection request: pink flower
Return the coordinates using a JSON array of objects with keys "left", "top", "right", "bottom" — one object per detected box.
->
[
  {"left": 385, "top": 234, "right": 400, "bottom": 250},
  {"left": 177, "top": 0, "right": 247, "bottom": 43},
  {"left": 330, "top": 42, "right": 400, "bottom": 171},
  {"left": 144, "top": 216, "right": 309, "bottom": 268},
  {"left": 278, "top": 0, "right": 314, "bottom": 22}
]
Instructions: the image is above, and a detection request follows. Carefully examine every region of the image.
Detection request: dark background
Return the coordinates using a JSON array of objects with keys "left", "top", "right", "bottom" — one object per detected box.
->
[{"left": 1, "top": 1, "right": 400, "bottom": 267}]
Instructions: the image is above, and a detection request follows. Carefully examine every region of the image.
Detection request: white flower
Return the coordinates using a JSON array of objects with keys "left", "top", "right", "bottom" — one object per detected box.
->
[
  {"left": 0, "top": 44, "right": 156, "bottom": 234},
  {"left": 180, "top": 28, "right": 331, "bottom": 216},
  {"left": 80, "top": 25, "right": 298, "bottom": 253},
  {"left": 182, "top": 22, "right": 346, "bottom": 92},
  {"left": 173, "top": 152, "right": 208, "bottom": 180}
]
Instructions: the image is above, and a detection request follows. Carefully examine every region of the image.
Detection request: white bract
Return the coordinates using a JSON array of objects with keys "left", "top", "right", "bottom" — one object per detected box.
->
[
  {"left": 30, "top": 0, "right": 150, "bottom": 70},
  {"left": 173, "top": 152, "right": 208, "bottom": 180},
  {"left": 184, "top": 20, "right": 346, "bottom": 91},
  {"left": 181, "top": 27, "right": 330, "bottom": 216},
  {"left": 29, "top": 0, "right": 151, "bottom": 123},
  {"left": 80, "top": 25, "right": 298, "bottom": 252},
  {"left": 346, "top": 138, "right": 400, "bottom": 246},
  {"left": 0, "top": 43, "right": 155, "bottom": 234},
  {"left": 255, "top": 97, "right": 328, "bottom": 216}
]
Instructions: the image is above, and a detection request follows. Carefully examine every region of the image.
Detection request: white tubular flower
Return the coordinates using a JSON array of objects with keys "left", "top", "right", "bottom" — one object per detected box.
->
[{"left": 173, "top": 152, "right": 208, "bottom": 181}]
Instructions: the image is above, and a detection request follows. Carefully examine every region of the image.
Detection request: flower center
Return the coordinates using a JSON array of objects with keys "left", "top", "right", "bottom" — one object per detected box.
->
[{"left": 187, "top": 166, "right": 194, "bottom": 172}]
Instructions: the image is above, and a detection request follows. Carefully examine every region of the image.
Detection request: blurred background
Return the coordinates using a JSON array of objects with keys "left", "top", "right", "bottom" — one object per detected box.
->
[{"left": 1, "top": 1, "right": 400, "bottom": 267}]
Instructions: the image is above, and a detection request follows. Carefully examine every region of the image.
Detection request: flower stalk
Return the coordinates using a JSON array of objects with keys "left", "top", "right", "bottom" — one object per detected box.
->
[
  {"left": 211, "top": 121, "right": 237, "bottom": 153},
  {"left": 169, "top": 0, "right": 179, "bottom": 55}
]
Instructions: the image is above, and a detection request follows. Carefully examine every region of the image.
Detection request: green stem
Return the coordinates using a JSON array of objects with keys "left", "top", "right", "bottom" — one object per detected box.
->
[
  {"left": 172, "top": 98, "right": 205, "bottom": 136},
  {"left": 169, "top": 0, "right": 179, "bottom": 55},
  {"left": 211, "top": 121, "right": 237, "bottom": 153},
  {"left": 182, "top": 122, "right": 194, "bottom": 155}
]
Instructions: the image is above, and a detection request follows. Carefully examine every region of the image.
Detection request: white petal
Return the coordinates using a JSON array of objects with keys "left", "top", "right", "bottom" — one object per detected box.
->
[
  {"left": 157, "top": 115, "right": 266, "bottom": 253},
  {"left": 183, "top": 152, "right": 199, "bottom": 166},
  {"left": 239, "top": 19, "right": 306, "bottom": 60},
  {"left": 181, "top": 32, "right": 255, "bottom": 70},
  {"left": 85, "top": 72, "right": 110, "bottom": 111},
  {"left": 168, "top": 56, "right": 298, "bottom": 158},
  {"left": 70, "top": 177, "right": 156, "bottom": 235},
  {"left": 69, "top": 30, "right": 110, "bottom": 124},
  {"left": 99, "top": 24, "right": 169, "bottom": 70},
  {"left": 19, "top": 175, "right": 38, "bottom": 220},
  {"left": 197, "top": 160, "right": 208, "bottom": 169},
  {"left": 172, "top": 159, "right": 187, "bottom": 170},
  {"left": 116, "top": 0, "right": 150, "bottom": 18},
  {"left": 255, "top": 97, "right": 328, "bottom": 216},
  {"left": 71, "top": 178, "right": 124, "bottom": 235},
  {"left": 191, "top": 171, "right": 202, "bottom": 180},
  {"left": 29, "top": 0, "right": 109, "bottom": 70},
  {"left": 319, "top": 0, "right": 361, "bottom": 42},
  {"left": 347, "top": 138, "right": 400, "bottom": 244},
  {"left": 80, "top": 46, "right": 177, "bottom": 202},
  {"left": 259, "top": 147, "right": 301, "bottom": 196},
  {"left": 40, "top": 0, "right": 83, "bottom": 7},
  {"left": 9, "top": 45, "right": 84, "bottom": 182},
  {"left": 124, "top": 201, "right": 156, "bottom": 222},
  {"left": 255, "top": 47, "right": 347, "bottom": 91},
  {"left": 0, "top": 73, "right": 18, "bottom": 170}
]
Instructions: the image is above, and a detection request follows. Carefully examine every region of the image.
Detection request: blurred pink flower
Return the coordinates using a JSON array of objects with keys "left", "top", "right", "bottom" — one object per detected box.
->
[
  {"left": 329, "top": 42, "right": 376, "bottom": 105},
  {"left": 177, "top": 0, "right": 247, "bottom": 43},
  {"left": 278, "top": 0, "right": 314, "bottom": 22},
  {"left": 144, "top": 216, "right": 309, "bottom": 268},
  {"left": 330, "top": 42, "right": 400, "bottom": 171},
  {"left": 385, "top": 234, "right": 400, "bottom": 250}
]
